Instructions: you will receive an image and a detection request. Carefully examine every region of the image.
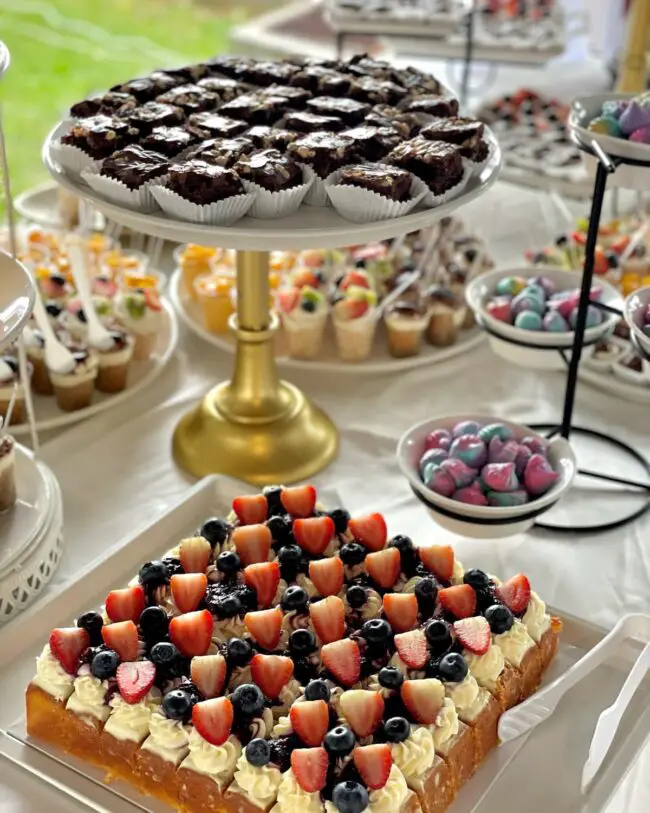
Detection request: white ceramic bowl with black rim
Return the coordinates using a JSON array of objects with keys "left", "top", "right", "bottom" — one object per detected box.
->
[
  {"left": 397, "top": 414, "right": 576, "bottom": 539},
  {"left": 623, "top": 285, "right": 650, "bottom": 360}
]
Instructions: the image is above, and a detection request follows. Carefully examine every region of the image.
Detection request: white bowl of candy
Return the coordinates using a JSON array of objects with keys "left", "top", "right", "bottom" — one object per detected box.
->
[
  {"left": 623, "top": 285, "right": 650, "bottom": 359},
  {"left": 397, "top": 415, "right": 576, "bottom": 539}
]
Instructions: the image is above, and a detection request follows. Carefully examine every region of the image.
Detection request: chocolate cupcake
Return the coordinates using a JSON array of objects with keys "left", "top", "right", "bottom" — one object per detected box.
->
[
  {"left": 337, "top": 164, "right": 412, "bottom": 201},
  {"left": 259, "top": 84, "right": 312, "bottom": 108},
  {"left": 420, "top": 117, "right": 487, "bottom": 161},
  {"left": 70, "top": 91, "right": 136, "bottom": 119},
  {"left": 167, "top": 160, "right": 245, "bottom": 204},
  {"left": 246, "top": 126, "right": 298, "bottom": 151},
  {"left": 403, "top": 96, "right": 460, "bottom": 118},
  {"left": 219, "top": 93, "right": 289, "bottom": 126},
  {"left": 112, "top": 71, "right": 182, "bottom": 103},
  {"left": 196, "top": 75, "right": 242, "bottom": 102},
  {"left": 234, "top": 149, "right": 303, "bottom": 193},
  {"left": 156, "top": 83, "right": 218, "bottom": 114}
]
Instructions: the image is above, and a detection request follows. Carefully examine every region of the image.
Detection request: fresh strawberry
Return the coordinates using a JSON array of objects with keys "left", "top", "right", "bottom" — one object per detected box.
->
[
  {"left": 454, "top": 617, "right": 491, "bottom": 656},
  {"left": 401, "top": 678, "right": 445, "bottom": 724},
  {"left": 144, "top": 289, "right": 162, "bottom": 311},
  {"left": 277, "top": 288, "right": 300, "bottom": 313},
  {"left": 338, "top": 298, "right": 369, "bottom": 320},
  {"left": 340, "top": 270, "right": 370, "bottom": 291},
  {"left": 169, "top": 610, "right": 213, "bottom": 657},
  {"left": 232, "top": 494, "right": 268, "bottom": 525},
  {"left": 291, "top": 747, "right": 328, "bottom": 793},
  {"left": 191, "top": 654, "right": 227, "bottom": 698},
  {"left": 438, "top": 584, "right": 477, "bottom": 619},
  {"left": 365, "top": 547, "right": 401, "bottom": 590},
  {"left": 321, "top": 639, "right": 361, "bottom": 687},
  {"left": 244, "top": 561, "right": 281, "bottom": 608},
  {"left": 116, "top": 661, "right": 156, "bottom": 704},
  {"left": 339, "top": 690, "right": 384, "bottom": 737},
  {"left": 244, "top": 608, "right": 283, "bottom": 650},
  {"left": 105, "top": 585, "right": 145, "bottom": 623},
  {"left": 382, "top": 593, "right": 418, "bottom": 633},
  {"left": 309, "top": 557, "right": 344, "bottom": 597},
  {"left": 418, "top": 544, "right": 455, "bottom": 582},
  {"left": 293, "top": 516, "right": 335, "bottom": 556},
  {"left": 180, "top": 536, "right": 212, "bottom": 573},
  {"left": 496, "top": 573, "right": 531, "bottom": 614},
  {"left": 232, "top": 525, "right": 272, "bottom": 566},
  {"left": 250, "top": 653, "right": 294, "bottom": 698},
  {"left": 192, "top": 697, "right": 233, "bottom": 746},
  {"left": 348, "top": 514, "right": 387, "bottom": 551},
  {"left": 280, "top": 484, "right": 316, "bottom": 518},
  {"left": 171, "top": 573, "right": 207, "bottom": 614},
  {"left": 353, "top": 744, "right": 392, "bottom": 790},
  {"left": 309, "top": 595, "right": 345, "bottom": 644},
  {"left": 102, "top": 620, "right": 139, "bottom": 662},
  {"left": 291, "top": 268, "right": 320, "bottom": 289},
  {"left": 290, "top": 699, "right": 329, "bottom": 746},
  {"left": 394, "top": 629, "right": 428, "bottom": 669},
  {"left": 49, "top": 627, "right": 90, "bottom": 675}
]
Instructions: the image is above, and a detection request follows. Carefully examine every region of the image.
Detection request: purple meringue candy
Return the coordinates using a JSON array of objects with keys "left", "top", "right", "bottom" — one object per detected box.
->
[
  {"left": 478, "top": 422, "right": 513, "bottom": 443},
  {"left": 619, "top": 101, "right": 650, "bottom": 136},
  {"left": 514, "top": 443, "right": 532, "bottom": 478},
  {"left": 488, "top": 436, "right": 519, "bottom": 465},
  {"left": 568, "top": 304, "right": 602, "bottom": 329},
  {"left": 451, "top": 420, "right": 482, "bottom": 438},
  {"left": 549, "top": 291, "right": 578, "bottom": 320},
  {"left": 423, "top": 428, "right": 452, "bottom": 452},
  {"left": 487, "top": 489, "right": 529, "bottom": 507},
  {"left": 481, "top": 462, "right": 519, "bottom": 492},
  {"left": 543, "top": 311, "right": 570, "bottom": 332},
  {"left": 420, "top": 447, "right": 449, "bottom": 472},
  {"left": 425, "top": 465, "right": 456, "bottom": 498},
  {"left": 524, "top": 453, "right": 559, "bottom": 496},
  {"left": 440, "top": 457, "right": 478, "bottom": 489},
  {"left": 454, "top": 485, "right": 489, "bottom": 506},
  {"left": 449, "top": 434, "right": 487, "bottom": 468},
  {"left": 529, "top": 276, "right": 556, "bottom": 297},
  {"left": 521, "top": 436, "right": 549, "bottom": 456},
  {"left": 511, "top": 291, "right": 545, "bottom": 316}
]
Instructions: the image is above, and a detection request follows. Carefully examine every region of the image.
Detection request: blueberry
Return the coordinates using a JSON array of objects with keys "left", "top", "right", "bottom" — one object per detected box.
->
[
  {"left": 383, "top": 716, "right": 410, "bottom": 743},
  {"left": 45, "top": 302, "right": 62, "bottom": 318},
  {"left": 139, "top": 560, "right": 168, "bottom": 586},
  {"left": 162, "top": 689, "right": 194, "bottom": 721},
  {"left": 324, "top": 725, "right": 356, "bottom": 756},
  {"left": 485, "top": 604, "right": 514, "bottom": 635},
  {"left": 267, "top": 515, "right": 293, "bottom": 543},
  {"left": 50, "top": 273, "right": 66, "bottom": 287},
  {"left": 463, "top": 569, "right": 490, "bottom": 590},
  {"left": 281, "top": 586, "right": 308, "bottom": 612},
  {"left": 332, "top": 781, "right": 369, "bottom": 813},
  {"left": 388, "top": 535, "right": 414, "bottom": 554},
  {"left": 329, "top": 508, "right": 350, "bottom": 534},
  {"left": 301, "top": 300, "right": 317, "bottom": 313},
  {"left": 378, "top": 666, "right": 403, "bottom": 689},
  {"left": 215, "top": 594, "right": 242, "bottom": 618},
  {"left": 201, "top": 517, "right": 231, "bottom": 548},
  {"left": 304, "top": 678, "right": 331, "bottom": 702},
  {"left": 232, "top": 683, "right": 265, "bottom": 716},
  {"left": 277, "top": 544, "right": 302, "bottom": 566},
  {"left": 415, "top": 577, "right": 438, "bottom": 609},
  {"left": 246, "top": 737, "right": 271, "bottom": 766},
  {"left": 226, "top": 637, "right": 252, "bottom": 666},
  {"left": 340, "top": 543, "right": 366, "bottom": 566},
  {"left": 424, "top": 620, "right": 452, "bottom": 653},
  {"left": 425, "top": 658, "right": 441, "bottom": 678},
  {"left": 76, "top": 308, "right": 87, "bottom": 323},
  {"left": 263, "top": 485, "right": 284, "bottom": 516},
  {"left": 91, "top": 649, "right": 120, "bottom": 679},
  {"left": 289, "top": 628, "right": 317, "bottom": 655},
  {"left": 438, "top": 652, "right": 468, "bottom": 683},
  {"left": 217, "top": 550, "right": 241, "bottom": 574},
  {"left": 77, "top": 611, "right": 103, "bottom": 645},
  {"left": 475, "top": 587, "right": 496, "bottom": 613},
  {"left": 140, "top": 606, "right": 169, "bottom": 642},
  {"left": 150, "top": 641, "right": 180, "bottom": 668},
  {"left": 361, "top": 618, "right": 392, "bottom": 644},
  {"left": 605, "top": 251, "right": 619, "bottom": 269},
  {"left": 346, "top": 585, "right": 367, "bottom": 609}
]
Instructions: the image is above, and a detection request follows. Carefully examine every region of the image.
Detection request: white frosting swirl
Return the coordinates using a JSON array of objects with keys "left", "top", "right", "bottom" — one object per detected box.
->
[
  {"left": 66, "top": 675, "right": 109, "bottom": 722},
  {"left": 397, "top": 576, "right": 422, "bottom": 594},
  {"left": 272, "top": 714, "right": 293, "bottom": 737},
  {"left": 389, "top": 652, "right": 425, "bottom": 680},
  {"left": 182, "top": 731, "right": 241, "bottom": 782},
  {"left": 213, "top": 616, "right": 247, "bottom": 641},
  {"left": 451, "top": 559, "right": 465, "bottom": 585},
  {"left": 465, "top": 644, "right": 505, "bottom": 692},
  {"left": 104, "top": 690, "right": 161, "bottom": 743},
  {"left": 279, "top": 610, "right": 311, "bottom": 647},
  {"left": 430, "top": 698, "right": 459, "bottom": 749},
  {"left": 32, "top": 645, "right": 75, "bottom": 701},
  {"left": 445, "top": 675, "right": 488, "bottom": 722},
  {"left": 273, "top": 579, "right": 289, "bottom": 606},
  {"left": 391, "top": 726, "right": 435, "bottom": 781},
  {"left": 367, "top": 765, "right": 410, "bottom": 813},
  {"left": 522, "top": 591, "right": 551, "bottom": 643},
  {"left": 274, "top": 678, "right": 303, "bottom": 717},
  {"left": 344, "top": 587, "right": 383, "bottom": 622},
  {"left": 271, "top": 768, "right": 323, "bottom": 813},
  {"left": 494, "top": 620, "right": 535, "bottom": 668},
  {"left": 250, "top": 707, "right": 275, "bottom": 739},
  {"left": 232, "top": 751, "right": 283, "bottom": 809},
  {"left": 141, "top": 710, "right": 191, "bottom": 765}
]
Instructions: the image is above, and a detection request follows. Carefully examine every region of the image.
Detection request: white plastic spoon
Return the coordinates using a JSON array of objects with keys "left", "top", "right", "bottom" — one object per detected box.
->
[
  {"left": 66, "top": 239, "right": 113, "bottom": 351},
  {"left": 30, "top": 293, "right": 76, "bottom": 376}
]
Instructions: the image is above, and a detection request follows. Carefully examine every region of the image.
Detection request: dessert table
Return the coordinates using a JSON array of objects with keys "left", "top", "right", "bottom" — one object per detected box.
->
[{"left": 1, "top": 180, "right": 649, "bottom": 812}]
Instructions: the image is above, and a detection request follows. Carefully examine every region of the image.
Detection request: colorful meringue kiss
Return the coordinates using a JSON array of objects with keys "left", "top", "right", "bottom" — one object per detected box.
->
[
  {"left": 514, "top": 311, "right": 543, "bottom": 330},
  {"left": 630, "top": 125, "right": 650, "bottom": 144},
  {"left": 481, "top": 462, "right": 519, "bottom": 493},
  {"left": 454, "top": 486, "right": 488, "bottom": 506},
  {"left": 529, "top": 276, "right": 556, "bottom": 297},
  {"left": 495, "top": 276, "right": 526, "bottom": 296},
  {"left": 512, "top": 291, "right": 545, "bottom": 316},
  {"left": 543, "top": 311, "right": 570, "bottom": 332},
  {"left": 524, "top": 454, "right": 559, "bottom": 496},
  {"left": 451, "top": 420, "right": 482, "bottom": 438},
  {"left": 568, "top": 304, "right": 603, "bottom": 329},
  {"left": 425, "top": 466, "right": 456, "bottom": 498},
  {"left": 487, "top": 437, "right": 519, "bottom": 465},
  {"left": 420, "top": 448, "right": 449, "bottom": 483},
  {"left": 487, "top": 489, "right": 529, "bottom": 507},
  {"left": 618, "top": 101, "right": 650, "bottom": 136},
  {"left": 448, "top": 435, "right": 487, "bottom": 469},
  {"left": 486, "top": 296, "right": 512, "bottom": 323},
  {"left": 477, "top": 422, "right": 513, "bottom": 444},
  {"left": 423, "top": 429, "right": 452, "bottom": 452},
  {"left": 440, "top": 457, "right": 478, "bottom": 489},
  {"left": 513, "top": 443, "right": 532, "bottom": 478},
  {"left": 521, "top": 436, "right": 550, "bottom": 456}
]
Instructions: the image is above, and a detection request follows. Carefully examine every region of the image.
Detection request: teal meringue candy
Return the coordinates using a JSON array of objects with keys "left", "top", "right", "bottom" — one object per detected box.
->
[
  {"left": 543, "top": 311, "right": 570, "bottom": 332},
  {"left": 481, "top": 462, "right": 519, "bottom": 492},
  {"left": 512, "top": 290, "right": 545, "bottom": 316},
  {"left": 514, "top": 311, "right": 543, "bottom": 330},
  {"left": 451, "top": 420, "right": 482, "bottom": 438},
  {"left": 478, "top": 422, "right": 513, "bottom": 443},
  {"left": 487, "top": 489, "right": 529, "bottom": 507},
  {"left": 448, "top": 435, "right": 487, "bottom": 468},
  {"left": 425, "top": 465, "right": 456, "bottom": 498},
  {"left": 495, "top": 276, "right": 523, "bottom": 296},
  {"left": 522, "top": 284, "right": 547, "bottom": 304},
  {"left": 440, "top": 457, "right": 478, "bottom": 489}
]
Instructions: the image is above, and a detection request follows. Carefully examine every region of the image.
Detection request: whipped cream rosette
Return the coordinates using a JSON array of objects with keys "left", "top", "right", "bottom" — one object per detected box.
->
[
  {"left": 332, "top": 285, "right": 378, "bottom": 363},
  {"left": 277, "top": 286, "right": 329, "bottom": 361}
]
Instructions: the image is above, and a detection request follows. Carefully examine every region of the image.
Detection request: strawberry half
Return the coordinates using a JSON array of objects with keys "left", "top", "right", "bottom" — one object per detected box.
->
[
  {"left": 244, "top": 608, "right": 283, "bottom": 650},
  {"left": 321, "top": 639, "right": 361, "bottom": 687},
  {"left": 309, "top": 557, "right": 344, "bottom": 597},
  {"left": 339, "top": 690, "right": 384, "bottom": 737},
  {"left": 280, "top": 485, "right": 316, "bottom": 518},
  {"left": 290, "top": 699, "right": 329, "bottom": 746},
  {"left": 244, "top": 561, "right": 281, "bottom": 608},
  {"left": 291, "top": 747, "right": 328, "bottom": 793},
  {"left": 171, "top": 573, "right": 207, "bottom": 614},
  {"left": 277, "top": 288, "right": 300, "bottom": 313},
  {"left": 180, "top": 536, "right": 212, "bottom": 574},
  {"left": 338, "top": 298, "right": 369, "bottom": 319},
  {"left": 401, "top": 678, "right": 445, "bottom": 724},
  {"left": 293, "top": 516, "right": 334, "bottom": 556},
  {"left": 353, "top": 744, "right": 392, "bottom": 790},
  {"left": 496, "top": 573, "right": 531, "bottom": 614},
  {"left": 454, "top": 617, "right": 491, "bottom": 656},
  {"left": 309, "top": 595, "right": 345, "bottom": 644},
  {"left": 348, "top": 514, "right": 387, "bottom": 552},
  {"left": 169, "top": 609, "right": 214, "bottom": 657},
  {"left": 192, "top": 697, "right": 233, "bottom": 746},
  {"left": 250, "top": 653, "right": 294, "bottom": 699},
  {"left": 49, "top": 627, "right": 90, "bottom": 675},
  {"left": 105, "top": 585, "right": 145, "bottom": 623},
  {"left": 232, "top": 525, "right": 272, "bottom": 566},
  {"left": 191, "top": 654, "right": 227, "bottom": 699},
  {"left": 116, "top": 661, "right": 156, "bottom": 704},
  {"left": 340, "top": 270, "right": 370, "bottom": 290},
  {"left": 232, "top": 494, "right": 268, "bottom": 525},
  {"left": 418, "top": 544, "right": 455, "bottom": 582},
  {"left": 394, "top": 629, "right": 428, "bottom": 669},
  {"left": 365, "top": 547, "right": 401, "bottom": 590},
  {"left": 438, "top": 584, "right": 476, "bottom": 619},
  {"left": 102, "top": 620, "right": 139, "bottom": 663},
  {"left": 382, "top": 593, "right": 418, "bottom": 633}
]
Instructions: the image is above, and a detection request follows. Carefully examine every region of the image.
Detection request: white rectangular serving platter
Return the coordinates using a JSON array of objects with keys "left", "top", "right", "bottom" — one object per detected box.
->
[{"left": 0, "top": 475, "right": 649, "bottom": 813}]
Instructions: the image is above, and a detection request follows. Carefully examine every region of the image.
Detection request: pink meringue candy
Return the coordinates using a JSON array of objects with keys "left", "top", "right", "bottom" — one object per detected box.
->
[
  {"left": 454, "top": 482, "right": 488, "bottom": 506},
  {"left": 514, "top": 443, "right": 532, "bottom": 478},
  {"left": 452, "top": 420, "right": 482, "bottom": 438},
  {"left": 480, "top": 462, "right": 520, "bottom": 492},
  {"left": 488, "top": 436, "right": 519, "bottom": 465},
  {"left": 521, "top": 435, "right": 550, "bottom": 456},
  {"left": 486, "top": 296, "right": 512, "bottom": 323},
  {"left": 425, "top": 465, "right": 456, "bottom": 498},
  {"left": 449, "top": 434, "right": 487, "bottom": 469},
  {"left": 524, "top": 453, "right": 559, "bottom": 496},
  {"left": 440, "top": 457, "right": 478, "bottom": 489},
  {"left": 423, "top": 429, "right": 452, "bottom": 452},
  {"left": 629, "top": 125, "right": 650, "bottom": 144}
]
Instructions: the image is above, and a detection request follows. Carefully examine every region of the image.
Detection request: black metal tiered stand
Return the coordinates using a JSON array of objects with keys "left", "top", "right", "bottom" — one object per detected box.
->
[{"left": 478, "top": 134, "right": 650, "bottom": 532}]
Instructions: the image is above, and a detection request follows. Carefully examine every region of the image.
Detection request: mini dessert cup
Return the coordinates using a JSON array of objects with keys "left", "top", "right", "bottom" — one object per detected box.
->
[
  {"left": 115, "top": 289, "right": 163, "bottom": 361},
  {"left": 194, "top": 273, "right": 236, "bottom": 334},
  {"left": 23, "top": 326, "right": 53, "bottom": 395},
  {"left": 100, "top": 248, "right": 149, "bottom": 281},
  {"left": 332, "top": 285, "right": 378, "bottom": 362},
  {"left": 177, "top": 244, "right": 220, "bottom": 300},
  {"left": 0, "top": 434, "right": 16, "bottom": 512},
  {"left": 426, "top": 286, "right": 462, "bottom": 347},
  {"left": 59, "top": 298, "right": 89, "bottom": 342},
  {"left": 49, "top": 349, "right": 99, "bottom": 412},
  {"left": 384, "top": 300, "right": 430, "bottom": 358},
  {"left": 277, "top": 286, "right": 329, "bottom": 360},
  {"left": 0, "top": 356, "right": 27, "bottom": 426},
  {"left": 95, "top": 330, "right": 135, "bottom": 393}
]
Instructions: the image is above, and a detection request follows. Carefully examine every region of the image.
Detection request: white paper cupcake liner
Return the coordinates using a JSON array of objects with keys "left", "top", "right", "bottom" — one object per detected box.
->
[
  {"left": 242, "top": 168, "right": 314, "bottom": 219},
  {"left": 421, "top": 161, "right": 473, "bottom": 208},
  {"left": 50, "top": 139, "right": 102, "bottom": 180},
  {"left": 299, "top": 165, "right": 331, "bottom": 207},
  {"left": 150, "top": 184, "right": 255, "bottom": 226},
  {"left": 465, "top": 137, "right": 498, "bottom": 177},
  {"left": 81, "top": 167, "right": 167, "bottom": 213},
  {"left": 324, "top": 165, "right": 428, "bottom": 223}
]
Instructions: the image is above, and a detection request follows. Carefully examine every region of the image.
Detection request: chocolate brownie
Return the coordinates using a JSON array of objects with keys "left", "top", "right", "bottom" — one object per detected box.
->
[
  {"left": 287, "top": 132, "right": 355, "bottom": 178},
  {"left": 283, "top": 111, "right": 345, "bottom": 133},
  {"left": 403, "top": 96, "right": 460, "bottom": 118},
  {"left": 386, "top": 136, "right": 464, "bottom": 195},
  {"left": 111, "top": 71, "right": 181, "bottom": 103},
  {"left": 186, "top": 112, "right": 249, "bottom": 139},
  {"left": 185, "top": 136, "right": 255, "bottom": 167},
  {"left": 365, "top": 105, "right": 420, "bottom": 138},
  {"left": 350, "top": 76, "right": 408, "bottom": 106},
  {"left": 259, "top": 84, "right": 312, "bottom": 108},
  {"left": 60, "top": 115, "right": 139, "bottom": 159},
  {"left": 306, "top": 97, "right": 370, "bottom": 126},
  {"left": 167, "top": 159, "right": 245, "bottom": 204},
  {"left": 204, "top": 55, "right": 249, "bottom": 78},
  {"left": 246, "top": 126, "right": 299, "bottom": 150},
  {"left": 156, "top": 84, "right": 218, "bottom": 114},
  {"left": 395, "top": 67, "right": 442, "bottom": 96},
  {"left": 291, "top": 65, "right": 350, "bottom": 94},
  {"left": 125, "top": 102, "right": 184, "bottom": 135},
  {"left": 141, "top": 126, "right": 196, "bottom": 157},
  {"left": 420, "top": 116, "right": 486, "bottom": 160},
  {"left": 317, "top": 72, "right": 356, "bottom": 97},
  {"left": 337, "top": 164, "right": 413, "bottom": 201},
  {"left": 197, "top": 76, "right": 243, "bottom": 102},
  {"left": 70, "top": 91, "right": 136, "bottom": 119},
  {"left": 234, "top": 149, "right": 303, "bottom": 192},
  {"left": 100, "top": 145, "right": 169, "bottom": 189},
  {"left": 218, "top": 93, "right": 288, "bottom": 126},
  {"left": 162, "top": 63, "right": 211, "bottom": 83},
  {"left": 342, "top": 125, "right": 401, "bottom": 161},
  {"left": 241, "top": 60, "right": 300, "bottom": 87}
]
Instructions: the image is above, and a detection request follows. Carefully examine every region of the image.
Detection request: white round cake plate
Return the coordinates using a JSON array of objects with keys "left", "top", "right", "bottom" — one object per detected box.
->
[
  {"left": 0, "top": 251, "right": 37, "bottom": 353},
  {"left": 170, "top": 268, "right": 484, "bottom": 374},
  {"left": 9, "top": 299, "right": 178, "bottom": 436},
  {"left": 577, "top": 365, "right": 650, "bottom": 406},
  {"left": 14, "top": 182, "right": 67, "bottom": 230},
  {"left": 43, "top": 123, "right": 502, "bottom": 251}
]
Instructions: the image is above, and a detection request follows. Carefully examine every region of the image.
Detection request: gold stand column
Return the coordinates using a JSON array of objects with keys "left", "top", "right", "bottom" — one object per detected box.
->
[{"left": 173, "top": 249, "right": 338, "bottom": 484}]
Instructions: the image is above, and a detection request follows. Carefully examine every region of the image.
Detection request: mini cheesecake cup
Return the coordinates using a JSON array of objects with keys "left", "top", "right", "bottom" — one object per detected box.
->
[
  {"left": 95, "top": 334, "right": 135, "bottom": 393},
  {"left": 49, "top": 353, "right": 99, "bottom": 412},
  {"left": 333, "top": 311, "right": 378, "bottom": 362},
  {"left": 384, "top": 303, "right": 430, "bottom": 358},
  {"left": 281, "top": 308, "right": 328, "bottom": 359}
]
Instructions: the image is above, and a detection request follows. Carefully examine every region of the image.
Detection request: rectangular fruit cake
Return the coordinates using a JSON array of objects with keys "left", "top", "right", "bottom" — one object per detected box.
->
[{"left": 26, "top": 484, "right": 562, "bottom": 813}]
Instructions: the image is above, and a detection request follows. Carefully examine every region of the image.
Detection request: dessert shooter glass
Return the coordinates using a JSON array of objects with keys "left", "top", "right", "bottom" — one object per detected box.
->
[
  {"left": 194, "top": 273, "right": 236, "bottom": 335},
  {"left": 180, "top": 245, "right": 220, "bottom": 300},
  {"left": 49, "top": 353, "right": 99, "bottom": 412},
  {"left": 333, "top": 312, "right": 378, "bottom": 362},
  {"left": 96, "top": 333, "right": 135, "bottom": 393},
  {"left": 384, "top": 304, "right": 430, "bottom": 358},
  {"left": 281, "top": 309, "right": 329, "bottom": 360}
]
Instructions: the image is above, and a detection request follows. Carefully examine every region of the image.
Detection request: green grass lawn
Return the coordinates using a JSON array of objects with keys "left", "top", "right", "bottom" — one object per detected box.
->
[{"left": 0, "top": 0, "right": 240, "bottom": 199}]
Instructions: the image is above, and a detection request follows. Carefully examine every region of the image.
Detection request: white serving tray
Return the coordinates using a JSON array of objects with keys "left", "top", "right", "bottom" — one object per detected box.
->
[{"left": 0, "top": 475, "right": 648, "bottom": 813}]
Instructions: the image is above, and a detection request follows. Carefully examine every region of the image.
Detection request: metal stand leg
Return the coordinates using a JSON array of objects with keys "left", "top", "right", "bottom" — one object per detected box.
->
[{"left": 460, "top": 6, "right": 475, "bottom": 110}]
